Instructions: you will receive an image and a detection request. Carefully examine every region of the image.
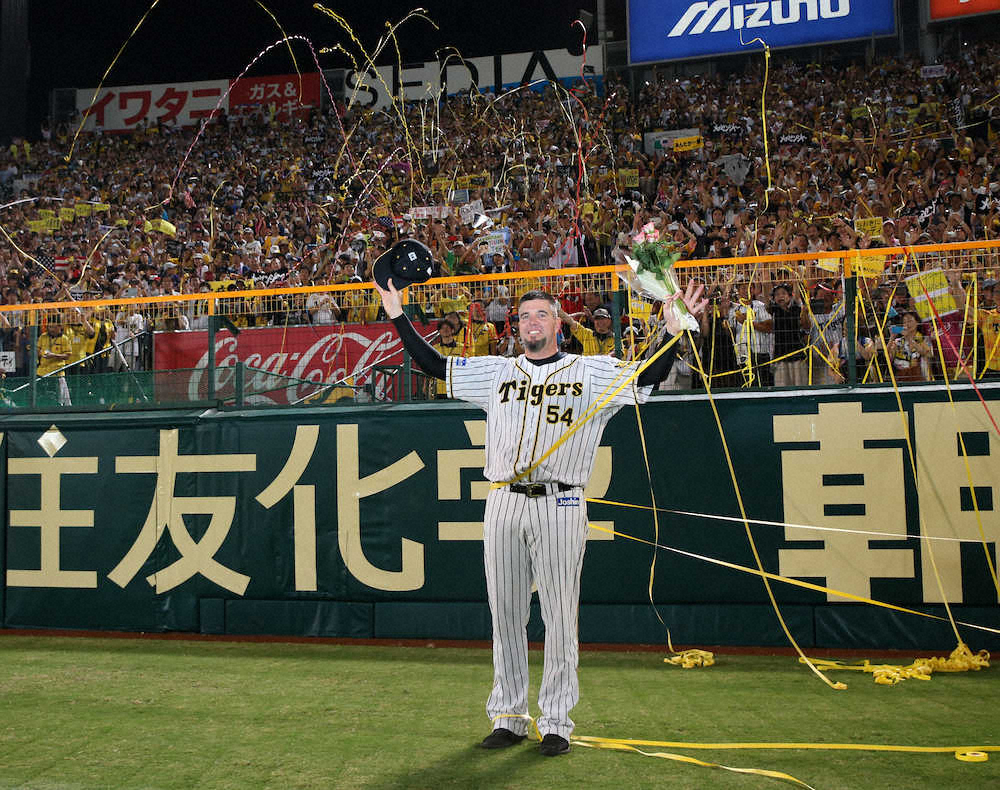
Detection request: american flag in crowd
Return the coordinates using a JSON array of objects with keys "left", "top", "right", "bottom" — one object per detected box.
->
[{"left": 35, "top": 252, "right": 56, "bottom": 272}]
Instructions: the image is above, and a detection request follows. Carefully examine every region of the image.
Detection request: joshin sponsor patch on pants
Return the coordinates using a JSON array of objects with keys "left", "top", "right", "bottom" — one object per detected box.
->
[{"left": 555, "top": 496, "right": 580, "bottom": 507}]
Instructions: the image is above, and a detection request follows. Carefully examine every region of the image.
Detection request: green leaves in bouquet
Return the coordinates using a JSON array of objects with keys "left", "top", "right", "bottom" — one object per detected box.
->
[{"left": 633, "top": 241, "right": 682, "bottom": 288}]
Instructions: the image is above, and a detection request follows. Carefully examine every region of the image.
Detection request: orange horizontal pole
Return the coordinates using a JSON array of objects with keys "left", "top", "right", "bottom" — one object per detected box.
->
[{"left": 2, "top": 240, "right": 997, "bottom": 314}]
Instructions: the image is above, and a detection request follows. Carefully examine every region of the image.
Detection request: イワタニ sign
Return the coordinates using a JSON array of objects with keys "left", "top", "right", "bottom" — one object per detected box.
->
[{"left": 77, "top": 78, "right": 229, "bottom": 131}]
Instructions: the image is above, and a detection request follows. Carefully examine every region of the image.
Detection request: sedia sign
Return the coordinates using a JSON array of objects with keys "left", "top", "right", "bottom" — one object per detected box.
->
[{"left": 628, "top": 0, "right": 896, "bottom": 64}]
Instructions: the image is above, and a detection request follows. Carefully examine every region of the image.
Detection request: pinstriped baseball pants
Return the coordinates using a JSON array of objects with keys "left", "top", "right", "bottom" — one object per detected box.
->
[{"left": 483, "top": 486, "right": 588, "bottom": 740}]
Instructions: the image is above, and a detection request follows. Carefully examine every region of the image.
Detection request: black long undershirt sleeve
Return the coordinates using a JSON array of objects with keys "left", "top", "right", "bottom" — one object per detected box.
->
[
  {"left": 391, "top": 312, "right": 676, "bottom": 386},
  {"left": 391, "top": 314, "right": 446, "bottom": 380},
  {"left": 635, "top": 331, "right": 678, "bottom": 387}
]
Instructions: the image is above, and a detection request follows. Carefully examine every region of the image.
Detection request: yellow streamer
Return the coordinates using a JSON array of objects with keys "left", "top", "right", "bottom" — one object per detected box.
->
[
  {"left": 489, "top": 332, "right": 681, "bottom": 488},
  {"left": 925, "top": 302, "right": 1000, "bottom": 601},
  {"left": 66, "top": 0, "right": 163, "bottom": 163},
  {"left": 573, "top": 734, "right": 1000, "bottom": 758},
  {"left": 664, "top": 649, "right": 715, "bottom": 669},
  {"left": 806, "top": 643, "right": 990, "bottom": 686},
  {"left": 874, "top": 297, "right": 964, "bottom": 646},
  {"left": 584, "top": 523, "right": 1000, "bottom": 638},
  {"left": 685, "top": 332, "right": 847, "bottom": 690},
  {"left": 633, "top": 374, "right": 714, "bottom": 668},
  {"left": 256, "top": 2, "right": 303, "bottom": 99},
  {"left": 573, "top": 738, "right": 817, "bottom": 789}
]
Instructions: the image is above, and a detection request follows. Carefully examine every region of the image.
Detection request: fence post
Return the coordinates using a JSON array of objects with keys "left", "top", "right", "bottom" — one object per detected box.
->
[
  {"left": 402, "top": 302, "right": 415, "bottom": 402},
  {"left": 235, "top": 360, "right": 245, "bottom": 408},
  {"left": 28, "top": 323, "right": 38, "bottom": 409},
  {"left": 845, "top": 259, "right": 857, "bottom": 387},
  {"left": 611, "top": 288, "right": 623, "bottom": 358},
  {"left": 207, "top": 316, "right": 217, "bottom": 402}
]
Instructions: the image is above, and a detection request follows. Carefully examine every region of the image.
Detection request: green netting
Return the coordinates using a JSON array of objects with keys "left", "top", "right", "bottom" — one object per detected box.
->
[
  {"left": 0, "top": 363, "right": 441, "bottom": 412},
  {"left": 0, "top": 366, "right": 379, "bottom": 412},
  {"left": 225, "top": 365, "right": 364, "bottom": 407},
  {"left": 0, "top": 369, "right": 212, "bottom": 410}
]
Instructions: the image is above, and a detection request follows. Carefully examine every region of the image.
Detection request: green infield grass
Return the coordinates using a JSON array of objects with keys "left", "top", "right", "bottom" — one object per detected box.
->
[{"left": 0, "top": 635, "right": 997, "bottom": 790}]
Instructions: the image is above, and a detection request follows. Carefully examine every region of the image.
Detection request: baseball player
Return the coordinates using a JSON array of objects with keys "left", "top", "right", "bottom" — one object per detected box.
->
[{"left": 376, "top": 280, "right": 706, "bottom": 756}]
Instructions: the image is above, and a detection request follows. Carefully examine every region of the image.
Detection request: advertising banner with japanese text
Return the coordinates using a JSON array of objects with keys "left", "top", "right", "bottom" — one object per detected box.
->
[
  {"left": 629, "top": 0, "right": 897, "bottom": 64},
  {"left": 76, "top": 79, "right": 229, "bottom": 131},
  {"left": 2, "top": 386, "right": 998, "bottom": 648},
  {"left": 642, "top": 127, "right": 701, "bottom": 156},
  {"left": 153, "top": 322, "right": 438, "bottom": 405},
  {"left": 76, "top": 72, "right": 322, "bottom": 132},
  {"left": 228, "top": 72, "right": 322, "bottom": 120}
]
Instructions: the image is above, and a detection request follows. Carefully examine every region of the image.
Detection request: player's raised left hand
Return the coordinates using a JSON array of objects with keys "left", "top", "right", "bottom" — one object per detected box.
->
[{"left": 662, "top": 280, "right": 708, "bottom": 336}]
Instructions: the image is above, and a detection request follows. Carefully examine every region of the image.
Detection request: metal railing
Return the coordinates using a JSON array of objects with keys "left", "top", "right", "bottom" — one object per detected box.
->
[{"left": 1, "top": 239, "right": 999, "bottom": 412}]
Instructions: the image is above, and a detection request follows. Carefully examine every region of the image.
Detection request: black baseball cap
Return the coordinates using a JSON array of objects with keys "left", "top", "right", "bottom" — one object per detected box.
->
[{"left": 373, "top": 239, "right": 435, "bottom": 290}]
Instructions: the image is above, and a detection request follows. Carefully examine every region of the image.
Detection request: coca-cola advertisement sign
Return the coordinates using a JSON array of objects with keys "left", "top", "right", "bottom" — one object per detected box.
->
[{"left": 154, "top": 322, "right": 438, "bottom": 405}]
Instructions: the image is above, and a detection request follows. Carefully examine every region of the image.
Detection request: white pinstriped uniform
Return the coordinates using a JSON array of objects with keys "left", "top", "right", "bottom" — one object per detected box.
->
[{"left": 448, "top": 353, "right": 652, "bottom": 739}]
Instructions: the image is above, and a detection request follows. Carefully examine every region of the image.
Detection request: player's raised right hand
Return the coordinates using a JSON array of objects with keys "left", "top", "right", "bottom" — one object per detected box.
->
[{"left": 374, "top": 279, "right": 404, "bottom": 319}]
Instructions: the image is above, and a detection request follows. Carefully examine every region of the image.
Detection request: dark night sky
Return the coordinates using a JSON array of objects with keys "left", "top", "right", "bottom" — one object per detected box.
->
[{"left": 24, "top": 0, "right": 620, "bottom": 128}]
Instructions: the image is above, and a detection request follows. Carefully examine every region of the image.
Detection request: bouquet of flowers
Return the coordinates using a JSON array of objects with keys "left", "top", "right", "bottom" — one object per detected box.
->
[{"left": 621, "top": 222, "right": 699, "bottom": 332}]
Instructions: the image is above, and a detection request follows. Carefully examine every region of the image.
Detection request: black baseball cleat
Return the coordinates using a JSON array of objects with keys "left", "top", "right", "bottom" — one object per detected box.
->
[
  {"left": 538, "top": 733, "right": 570, "bottom": 756},
  {"left": 479, "top": 728, "right": 527, "bottom": 749}
]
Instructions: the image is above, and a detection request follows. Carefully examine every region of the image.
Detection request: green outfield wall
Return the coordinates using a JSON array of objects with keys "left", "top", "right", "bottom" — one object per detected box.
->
[{"left": 1, "top": 385, "right": 998, "bottom": 650}]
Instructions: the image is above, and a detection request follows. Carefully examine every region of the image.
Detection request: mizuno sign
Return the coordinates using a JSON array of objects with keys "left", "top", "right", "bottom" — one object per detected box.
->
[
  {"left": 628, "top": 0, "right": 896, "bottom": 64},
  {"left": 669, "top": 1, "right": 851, "bottom": 38}
]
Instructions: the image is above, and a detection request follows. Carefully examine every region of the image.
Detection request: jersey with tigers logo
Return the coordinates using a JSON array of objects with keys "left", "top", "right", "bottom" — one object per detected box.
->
[{"left": 447, "top": 352, "right": 651, "bottom": 487}]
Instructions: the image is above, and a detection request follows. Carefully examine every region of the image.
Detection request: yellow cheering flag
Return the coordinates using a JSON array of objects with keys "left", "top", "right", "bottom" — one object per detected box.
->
[
  {"left": 673, "top": 135, "right": 704, "bottom": 152},
  {"left": 853, "top": 216, "right": 883, "bottom": 237},
  {"left": 59, "top": 207, "right": 76, "bottom": 222},
  {"left": 38, "top": 208, "right": 55, "bottom": 219},
  {"left": 27, "top": 219, "right": 48, "bottom": 233},
  {"left": 75, "top": 203, "right": 92, "bottom": 218},
  {"left": 92, "top": 202, "right": 110, "bottom": 213},
  {"left": 465, "top": 171, "right": 492, "bottom": 188},
  {"left": 906, "top": 268, "right": 958, "bottom": 321},
  {"left": 144, "top": 218, "right": 177, "bottom": 237},
  {"left": 617, "top": 168, "right": 639, "bottom": 188},
  {"left": 431, "top": 176, "right": 454, "bottom": 195},
  {"left": 851, "top": 254, "right": 885, "bottom": 278}
]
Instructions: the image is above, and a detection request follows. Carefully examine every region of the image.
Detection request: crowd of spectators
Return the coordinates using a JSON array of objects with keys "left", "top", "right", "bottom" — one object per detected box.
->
[{"left": 1, "top": 38, "right": 999, "bottom": 391}]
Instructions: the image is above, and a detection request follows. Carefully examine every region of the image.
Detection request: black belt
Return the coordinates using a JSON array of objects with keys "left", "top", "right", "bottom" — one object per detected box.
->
[{"left": 508, "top": 482, "right": 576, "bottom": 498}]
